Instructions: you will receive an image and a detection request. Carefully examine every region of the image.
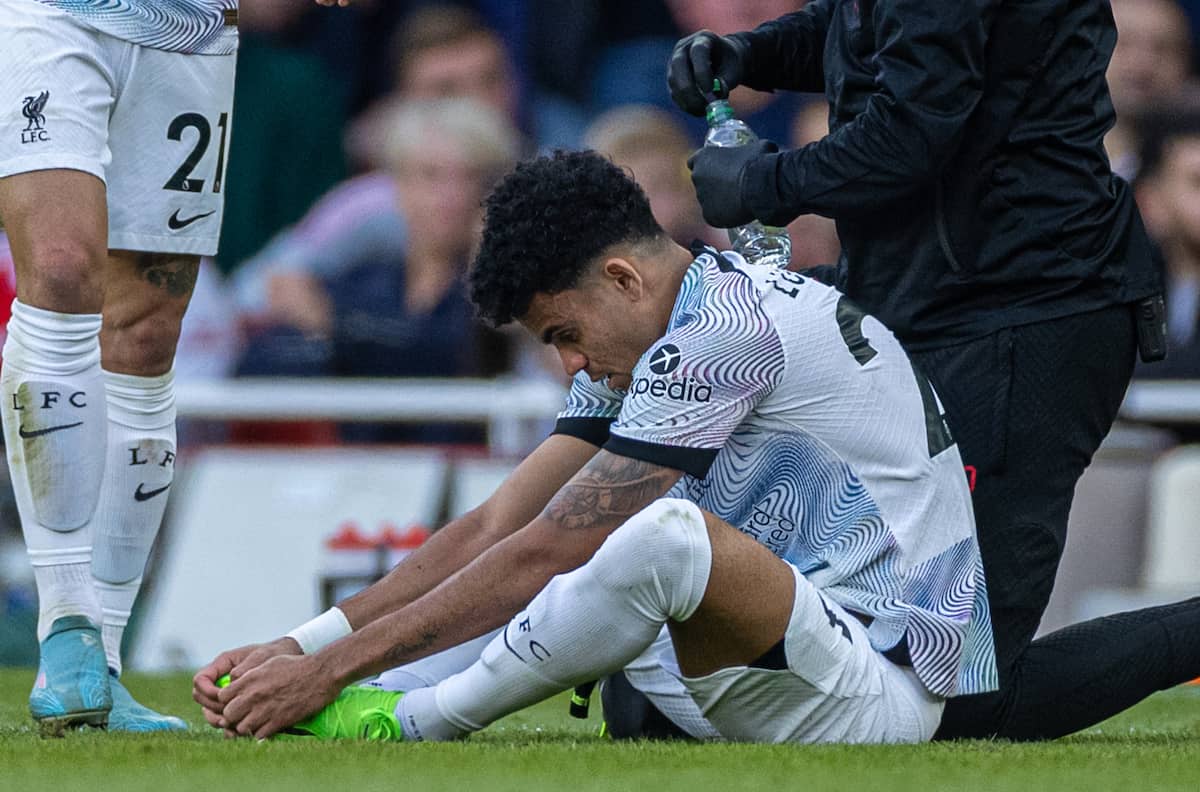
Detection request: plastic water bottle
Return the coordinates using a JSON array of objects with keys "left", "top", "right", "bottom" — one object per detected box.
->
[{"left": 704, "top": 98, "right": 792, "bottom": 268}]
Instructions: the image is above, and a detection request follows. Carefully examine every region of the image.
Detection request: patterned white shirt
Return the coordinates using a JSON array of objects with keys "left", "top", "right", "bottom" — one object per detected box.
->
[
  {"left": 555, "top": 247, "right": 997, "bottom": 697},
  {"left": 34, "top": 0, "right": 238, "bottom": 54}
]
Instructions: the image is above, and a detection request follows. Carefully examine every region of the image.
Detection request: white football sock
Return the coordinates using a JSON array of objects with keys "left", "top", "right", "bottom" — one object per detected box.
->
[
  {"left": 396, "top": 499, "right": 712, "bottom": 741},
  {"left": 371, "top": 628, "right": 501, "bottom": 691},
  {"left": 1, "top": 300, "right": 107, "bottom": 640},
  {"left": 91, "top": 369, "right": 176, "bottom": 675}
]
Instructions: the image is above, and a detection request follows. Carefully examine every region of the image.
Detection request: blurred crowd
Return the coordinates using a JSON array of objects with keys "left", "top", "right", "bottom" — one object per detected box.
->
[{"left": 3, "top": 0, "right": 1200, "bottom": 445}]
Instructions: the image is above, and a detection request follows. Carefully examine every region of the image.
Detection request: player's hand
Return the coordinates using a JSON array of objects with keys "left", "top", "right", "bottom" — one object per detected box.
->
[
  {"left": 192, "top": 637, "right": 302, "bottom": 716},
  {"left": 218, "top": 654, "right": 340, "bottom": 740},
  {"left": 687, "top": 139, "right": 778, "bottom": 228},
  {"left": 668, "top": 30, "right": 751, "bottom": 116}
]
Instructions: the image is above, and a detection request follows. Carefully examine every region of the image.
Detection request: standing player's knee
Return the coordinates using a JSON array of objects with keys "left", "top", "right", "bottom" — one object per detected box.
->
[
  {"left": 20, "top": 238, "right": 105, "bottom": 312},
  {"left": 589, "top": 499, "right": 712, "bottom": 620}
]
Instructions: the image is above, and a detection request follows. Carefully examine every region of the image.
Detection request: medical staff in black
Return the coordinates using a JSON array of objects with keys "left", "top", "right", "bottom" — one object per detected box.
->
[{"left": 660, "top": 0, "right": 1199, "bottom": 741}]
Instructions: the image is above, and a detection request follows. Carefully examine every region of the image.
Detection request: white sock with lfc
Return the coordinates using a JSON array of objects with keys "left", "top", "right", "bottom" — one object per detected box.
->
[
  {"left": 396, "top": 500, "right": 712, "bottom": 741},
  {"left": 371, "top": 628, "right": 501, "bottom": 691},
  {"left": 91, "top": 369, "right": 176, "bottom": 675},
  {"left": 1, "top": 301, "right": 107, "bottom": 640}
]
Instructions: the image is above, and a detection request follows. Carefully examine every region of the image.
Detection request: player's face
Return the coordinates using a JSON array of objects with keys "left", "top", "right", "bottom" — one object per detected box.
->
[{"left": 520, "top": 269, "right": 652, "bottom": 390}]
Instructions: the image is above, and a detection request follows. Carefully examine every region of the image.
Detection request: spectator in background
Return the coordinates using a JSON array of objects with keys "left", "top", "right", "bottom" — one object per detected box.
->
[
  {"left": 1136, "top": 103, "right": 1200, "bottom": 379},
  {"left": 584, "top": 105, "right": 725, "bottom": 249},
  {"left": 237, "top": 98, "right": 519, "bottom": 445},
  {"left": 347, "top": 3, "right": 582, "bottom": 169},
  {"left": 215, "top": 0, "right": 348, "bottom": 275},
  {"left": 589, "top": 0, "right": 808, "bottom": 145},
  {"left": 230, "top": 5, "right": 543, "bottom": 326},
  {"left": 1105, "top": 0, "right": 1194, "bottom": 181}
]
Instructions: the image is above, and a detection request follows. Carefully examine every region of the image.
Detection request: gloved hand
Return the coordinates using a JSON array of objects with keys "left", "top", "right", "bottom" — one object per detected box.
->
[
  {"left": 668, "top": 30, "right": 751, "bottom": 116},
  {"left": 687, "top": 139, "right": 778, "bottom": 229}
]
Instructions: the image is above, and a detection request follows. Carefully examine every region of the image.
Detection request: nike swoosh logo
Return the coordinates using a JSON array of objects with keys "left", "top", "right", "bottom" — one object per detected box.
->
[
  {"left": 134, "top": 482, "right": 171, "bottom": 502},
  {"left": 168, "top": 209, "right": 215, "bottom": 230},
  {"left": 18, "top": 421, "right": 83, "bottom": 439}
]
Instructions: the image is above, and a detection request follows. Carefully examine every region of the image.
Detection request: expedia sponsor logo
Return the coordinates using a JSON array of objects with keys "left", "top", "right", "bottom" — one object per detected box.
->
[
  {"left": 630, "top": 376, "right": 712, "bottom": 402},
  {"left": 648, "top": 344, "right": 682, "bottom": 375}
]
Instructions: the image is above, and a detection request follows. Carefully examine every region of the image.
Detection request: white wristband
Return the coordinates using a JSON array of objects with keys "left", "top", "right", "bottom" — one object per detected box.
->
[{"left": 286, "top": 607, "right": 352, "bottom": 655}]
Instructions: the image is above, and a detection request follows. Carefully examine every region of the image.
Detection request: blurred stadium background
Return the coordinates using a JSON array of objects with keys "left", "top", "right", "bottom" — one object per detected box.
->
[{"left": 1, "top": 0, "right": 1200, "bottom": 676}]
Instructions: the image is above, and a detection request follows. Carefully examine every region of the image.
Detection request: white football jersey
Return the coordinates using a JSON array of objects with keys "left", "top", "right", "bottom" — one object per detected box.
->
[
  {"left": 32, "top": 0, "right": 238, "bottom": 54},
  {"left": 555, "top": 247, "right": 997, "bottom": 697}
]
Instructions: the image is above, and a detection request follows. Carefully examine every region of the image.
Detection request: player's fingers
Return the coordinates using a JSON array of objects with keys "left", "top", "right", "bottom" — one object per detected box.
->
[
  {"left": 201, "top": 705, "right": 224, "bottom": 729},
  {"left": 193, "top": 682, "right": 222, "bottom": 713},
  {"left": 229, "top": 650, "right": 268, "bottom": 682},
  {"left": 253, "top": 717, "right": 283, "bottom": 741},
  {"left": 235, "top": 704, "right": 271, "bottom": 738},
  {"left": 216, "top": 676, "right": 241, "bottom": 707}
]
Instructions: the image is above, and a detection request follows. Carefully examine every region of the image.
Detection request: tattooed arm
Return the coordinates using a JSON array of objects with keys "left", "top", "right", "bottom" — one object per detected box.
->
[{"left": 216, "top": 450, "right": 683, "bottom": 738}]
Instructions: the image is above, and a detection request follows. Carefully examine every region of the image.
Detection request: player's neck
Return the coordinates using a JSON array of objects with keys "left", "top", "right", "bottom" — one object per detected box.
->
[{"left": 652, "top": 243, "right": 697, "bottom": 336}]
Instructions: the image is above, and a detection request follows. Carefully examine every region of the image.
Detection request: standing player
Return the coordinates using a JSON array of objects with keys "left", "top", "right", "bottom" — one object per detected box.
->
[
  {"left": 0, "top": 0, "right": 344, "bottom": 733},
  {"left": 195, "top": 151, "right": 995, "bottom": 744}
]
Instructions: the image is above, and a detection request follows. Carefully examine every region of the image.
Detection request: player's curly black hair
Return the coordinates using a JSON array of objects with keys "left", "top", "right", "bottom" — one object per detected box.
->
[{"left": 469, "top": 150, "right": 666, "bottom": 326}]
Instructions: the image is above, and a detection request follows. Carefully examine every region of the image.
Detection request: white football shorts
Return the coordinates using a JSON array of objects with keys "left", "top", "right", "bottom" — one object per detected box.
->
[
  {"left": 625, "top": 564, "right": 946, "bottom": 744},
  {"left": 0, "top": 0, "right": 237, "bottom": 256}
]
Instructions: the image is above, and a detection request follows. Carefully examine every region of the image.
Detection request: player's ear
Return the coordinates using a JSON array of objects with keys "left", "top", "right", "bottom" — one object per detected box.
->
[{"left": 601, "top": 257, "right": 644, "bottom": 301}]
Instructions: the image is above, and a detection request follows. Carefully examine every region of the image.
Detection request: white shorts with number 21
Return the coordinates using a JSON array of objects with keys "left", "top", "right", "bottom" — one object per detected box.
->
[{"left": 0, "top": 0, "right": 237, "bottom": 256}]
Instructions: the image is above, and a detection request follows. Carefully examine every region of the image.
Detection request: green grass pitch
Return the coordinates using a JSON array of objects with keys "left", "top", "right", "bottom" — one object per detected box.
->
[{"left": 0, "top": 669, "right": 1196, "bottom": 792}]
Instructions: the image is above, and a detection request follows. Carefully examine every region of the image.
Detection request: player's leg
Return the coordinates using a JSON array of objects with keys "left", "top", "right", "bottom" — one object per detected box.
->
[
  {"left": 379, "top": 499, "right": 938, "bottom": 743},
  {"left": 0, "top": 170, "right": 112, "bottom": 733},
  {"left": 85, "top": 26, "right": 235, "bottom": 730},
  {"left": 308, "top": 498, "right": 756, "bottom": 740},
  {"left": 88, "top": 249, "right": 196, "bottom": 731},
  {"left": 0, "top": 0, "right": 121, "bottom": 732},
  {"left": 369, "top": 628, "right": 502, "bottom": 692}
]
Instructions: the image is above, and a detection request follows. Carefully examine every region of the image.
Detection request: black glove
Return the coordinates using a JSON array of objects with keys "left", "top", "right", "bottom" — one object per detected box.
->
[
  {"left": 687, "top": 140, "right": 778, "bottom": 229},
  {"left": 668, "top": 30, "right": 751, "bottom": 116}
]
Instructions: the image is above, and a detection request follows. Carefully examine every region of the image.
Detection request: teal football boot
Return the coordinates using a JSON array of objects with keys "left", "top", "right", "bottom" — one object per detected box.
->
[
  {"left": 29, "top": 615, "right": 112, "bottom": 735},
  {"left": 107, "top": 671, "right": 188, "bottom": 732}
]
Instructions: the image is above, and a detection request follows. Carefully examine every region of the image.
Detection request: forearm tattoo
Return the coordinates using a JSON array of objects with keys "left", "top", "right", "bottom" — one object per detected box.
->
[
  {"left": 544, "top": 451, "right": 678, "bottom": 531},
  {"left": 136, "top": 253, "right": 199, "bottom": 298},
  {"left": 382, "top": 629, "right": 438, "bottom": 668}
]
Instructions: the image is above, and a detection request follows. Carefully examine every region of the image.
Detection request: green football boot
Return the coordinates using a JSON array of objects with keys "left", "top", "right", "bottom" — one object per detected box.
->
[
  {"left": 107, "top": 671, "right": 188, "bottom": 732},
  {"left": 280, "top": 686, "right": 404, "bottom": 741},
  {"left": 29, "top": 615, "right": 113, "bottom": 735}
]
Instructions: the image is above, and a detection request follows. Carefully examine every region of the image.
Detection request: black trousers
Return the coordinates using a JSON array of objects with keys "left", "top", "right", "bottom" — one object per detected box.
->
[{"left": 912, "top": 305, "right": 1137, "bottom": 737}]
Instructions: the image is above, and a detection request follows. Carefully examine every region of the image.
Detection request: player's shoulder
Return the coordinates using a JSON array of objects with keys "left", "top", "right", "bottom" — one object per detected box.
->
[
  {"left": 678, "top": 247, "right": 835, "bottom": 336},
  {"left": 691, "top": 247, "right": 833, "bottom": 300}
]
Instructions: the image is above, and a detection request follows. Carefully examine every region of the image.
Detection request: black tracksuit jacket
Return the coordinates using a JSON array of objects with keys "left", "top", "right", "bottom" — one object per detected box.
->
[{"left": 735, "top": 0, "right": 1161, "bottom": 351}]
